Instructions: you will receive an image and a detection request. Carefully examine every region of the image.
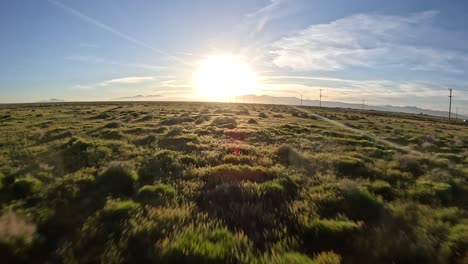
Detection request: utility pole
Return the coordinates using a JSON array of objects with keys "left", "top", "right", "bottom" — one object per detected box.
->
[
  {"left": 300, "top": 94, "right": 303, "bottom": 107},
  {"left": 362, "top": 99, "right": 365, "bottom": 110},
  {"left": 319, "top": 89, "right": 322, "bottom": 108},
  {"left": 456, "top": 107, "right": 458, "bottom": 120},
  {"left": 448, "top": 88, "right": 453, "bottom": 124}
]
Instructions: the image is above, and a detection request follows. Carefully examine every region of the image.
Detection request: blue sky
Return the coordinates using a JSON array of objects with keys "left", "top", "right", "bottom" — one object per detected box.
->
[{"left": 1, "top": 0, "right": 468, "bottom": 114}]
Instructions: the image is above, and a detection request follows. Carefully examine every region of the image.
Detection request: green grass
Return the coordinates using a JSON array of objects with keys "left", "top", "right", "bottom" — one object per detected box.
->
[{"left": 0, "top": 101, "right": 466, "bottom": 263}]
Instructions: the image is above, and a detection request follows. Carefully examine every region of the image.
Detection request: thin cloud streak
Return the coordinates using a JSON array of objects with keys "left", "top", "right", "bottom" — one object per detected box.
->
[{"left": 47, "top": 0, "right": 190, "bottom": 66}]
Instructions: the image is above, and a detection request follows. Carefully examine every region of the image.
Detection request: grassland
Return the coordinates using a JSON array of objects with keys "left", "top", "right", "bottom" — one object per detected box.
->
[{"left": 0, "top": 101, "right": 467, "bottom": 263}]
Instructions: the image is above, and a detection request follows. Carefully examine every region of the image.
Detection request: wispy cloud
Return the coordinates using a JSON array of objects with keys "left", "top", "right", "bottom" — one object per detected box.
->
[
  {"left": 102, "top": 76, "right": 155, "bottom": 85},
  {"left": 270, "top": 10, "right": 468, "bottom": 72},
  {"left": 47, "top": 0, "right": 189, "bottom": 66}
]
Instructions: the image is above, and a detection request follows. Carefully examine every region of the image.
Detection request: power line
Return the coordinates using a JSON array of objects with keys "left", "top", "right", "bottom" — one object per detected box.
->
[
  {"left": 448, "top": 88, "right": 453, "bottom": 124},
  {"left": 319, "top": 89, "right": 322, "bottom": 108}
]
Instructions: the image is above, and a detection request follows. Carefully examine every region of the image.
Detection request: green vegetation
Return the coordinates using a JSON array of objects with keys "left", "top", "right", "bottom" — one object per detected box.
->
[{"left": 0, "top": 102, "right": 466, "bottom": 263}]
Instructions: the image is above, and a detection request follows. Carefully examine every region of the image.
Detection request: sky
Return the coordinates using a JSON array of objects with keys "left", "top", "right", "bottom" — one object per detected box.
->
[{"left": 1, "top": 0, "right": 468, "bottom": 114}]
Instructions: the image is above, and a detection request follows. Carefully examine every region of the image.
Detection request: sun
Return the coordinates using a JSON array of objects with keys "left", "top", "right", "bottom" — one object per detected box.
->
[{"left": 193, "top": 55, "right": 260, "bottom": 99}]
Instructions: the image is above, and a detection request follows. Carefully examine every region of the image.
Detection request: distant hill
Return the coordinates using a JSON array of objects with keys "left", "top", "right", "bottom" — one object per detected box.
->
[
  {"left": 244, "top": 94, "right": 468, "bottom": 120},
  {"left": 112, "top": 95, "right": 161, "bottom": 100},
  {"left": 40, "top": 98, "right": 65, "bottom": 103}
]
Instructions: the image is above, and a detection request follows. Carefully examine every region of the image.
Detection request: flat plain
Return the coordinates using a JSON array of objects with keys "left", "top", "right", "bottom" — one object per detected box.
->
[{"left": 0, "top": 102, "right": 467, "bottom": 263}]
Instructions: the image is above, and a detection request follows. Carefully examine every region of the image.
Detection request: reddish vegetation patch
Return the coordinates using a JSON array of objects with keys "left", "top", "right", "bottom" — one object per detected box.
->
[{"left": 231, "top": 147, "right": 241, "bottom": 156}]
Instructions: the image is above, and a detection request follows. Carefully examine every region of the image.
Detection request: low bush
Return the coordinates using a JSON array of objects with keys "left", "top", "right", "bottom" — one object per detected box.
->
[
  {"left": 303, "top": 218, "right": 362, "bottom": 253},
  {"left": 103, "top": 121, "right": 122, "bottom": 129},
  {"left": 62, "top": 137, "right": 111, "bottom": 172},
  {"left": 11, "top": 176, "right": 42, "bottom": 198},
  {"left": 366, "top": 180, "right": 395, "bottom": 201},
  {"left": 200, "top": 164, "right": 272, "bottom": 185},
  {"left": 276, "top": 145, "right": 314, "bottom": 175},
  {"left": 440, "top": 223, "right": 468, "bottom": 263},
  {"left": 247, "top": 118, "right": 258, "bottom": 125},
  {"left": 133, "top": 133, "right": 157, "bottom": 146},
  {"left": 101, "top": 199, "right": 141, "bottom": 221},
  {"left": 97, "top": 164, "right": 138, "bottom": 197},
  {"left": 195, "top": 114, "right": 211, "bottom": 124},
  {"left": 136, "top": 184, "right": 177, "bottom": 206},
  {"left": 138, "top": 150, "right": 184, "bottom": 184},
  {"left": 340, "top": 188, "right": 385, "bottom": 223},
  {"left": 262, "top": 252, "right": 315, "bottom": 264},
  {"left": 161, "top": 227, "right": 253, "bottom": 264},
  {"left": 211, "top": 117, "right": 237, "bottom": 129},
  {"left": 335, "top": 157, "right": 372, "bottom": 178},
  {"left": 409, "top": 179, "right": 452, "bottom": 205}
]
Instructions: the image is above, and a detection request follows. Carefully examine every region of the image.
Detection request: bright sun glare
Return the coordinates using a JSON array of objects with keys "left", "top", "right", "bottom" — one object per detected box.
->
[{"left": 193, "top": 55, "right": 260, "bottom": 99}]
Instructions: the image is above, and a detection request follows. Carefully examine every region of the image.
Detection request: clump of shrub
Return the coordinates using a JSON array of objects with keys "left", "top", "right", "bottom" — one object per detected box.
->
[
  {"left": 303, "top": 218, "right": 362, "bottom": 253},
  {"left": 103, "top": 121, "right": 122, "bottom": 129},
  {"left": 159, "top": 116, "right": 194, "bottom": 126},
  {"left": 161, "top": 227, "right": 253, "bottom": 264},
  {"left": 222, "top": 154, "right": 254, "bottom": 166},
  {"left": 247, "top": 118, "right": 258, "bottom": 125},
  {"left": 211, "top": 117, "right": 237, "bottom": 129},
  {"left": 440, "top": 223, "right": 468, "bottom": 263},
  {"left": 200, "top": 164, "right": 273, "bottom": 185},
  {"left": 258, "top": 112, "right": 268, "bottom": 118},
  {"left": 262, "top": 252, "right": 315, "bottom": 264},
  {"left": 133, "top": 133, "right": 157, "bottom": 146},
  {"left": 334, "top": 157, "right": 372, "bottom": 178},
  {"left": 62, "top": 137, "right": 111, "bottom": 172},
  {"left": 276, "top": 145, "right": 314, "bottom": 175},
  {"left": 136, "top": 184, "right": 177, "bottom": 206},
  {"left": 138, "top": 150, "right": 184, "bottom": 184},
  {"left": 340, "top": 188, "right": 384, "bottom": 223},
  {"left": 11, "top": 176, "right": 42, "bottom": 198},
  {"left": 409, "top": 179, "right": 452, "bottom": 205},
  {"left": 366, "top": 180, "right": 395, "bottom": 201},
  {"left": 100, "top": 129, "right": 125, "bottom": 140},
  {"left": 195, "top": 114, "right": 211, "bottom": 124},
  {"left": 101, "top": 199, "right": 141, "bottom": 221},
  {"left": 97, "top": 164, "right": 138, "bottom": 197}
]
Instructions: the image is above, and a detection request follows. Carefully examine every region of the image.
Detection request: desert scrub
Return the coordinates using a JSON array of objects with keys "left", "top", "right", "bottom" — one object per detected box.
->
[
  {"left": 11, "top": 176, "right": 43, "bottom": 198},
  {"left": 409, "top": 179, "right": 452, "bottom": 205},
  {"left": 97, "top": 164, "right": 138, "bottom": 197},
  {"left": 303, "top": 218, "right": 362, "bottom": 253},
  {"left": 440, "top": 223, "right": 468, "bottom": 263},
  {"left": 366, "top": 180, "right": 395, "bottom": 201},
  {"left": 138, "top": 150, "right": 184, "bottom": 184},
  {"left": 160, "top": 226, "right": 253, "bottom": 264},
  {"left": 211, "top": 116, "right": 237, "bottom": 129},
  {"left": 198, "top": 164, "right": 273, "bottom": 185},
  {"left": 101, "top": 199, "right": 141, "bottom": 221},
  {"left": 334, "top": 157, "right": 373, "bottom": 178},
  {"left": 136, "top": 184, "right": 177, "bottom": 206},
  {"left": 62, "top": 137, "right": 111, "bottom": 172}
]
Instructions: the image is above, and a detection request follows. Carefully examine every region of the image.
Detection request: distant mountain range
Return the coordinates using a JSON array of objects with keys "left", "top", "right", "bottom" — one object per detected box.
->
[
  {"left": 34, "top": 94, "right": 465, "bottom": 120},
  {"left": 244, "top": 94, "right": 468, "bottom": 120},
  {"left": 39, "top": 98, "right": 65, "bottom": 103},
  {"left": 112, "top": 94, "right": 161, "bottom": 100}
]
